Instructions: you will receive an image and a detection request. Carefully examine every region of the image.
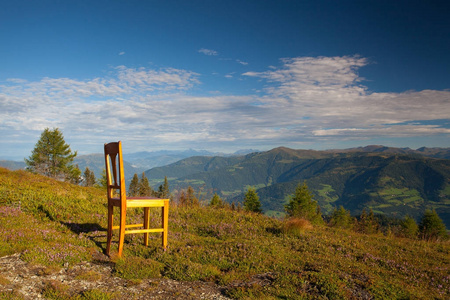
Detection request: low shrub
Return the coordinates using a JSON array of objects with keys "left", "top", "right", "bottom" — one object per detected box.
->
[{"left": 283, "top": 218, "right": 313, "bottom": 237}]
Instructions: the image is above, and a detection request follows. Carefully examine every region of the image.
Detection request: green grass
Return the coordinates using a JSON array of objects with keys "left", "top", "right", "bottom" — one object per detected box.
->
[{"left": 1, "top": 167, "right": 449, "bottom": 299}]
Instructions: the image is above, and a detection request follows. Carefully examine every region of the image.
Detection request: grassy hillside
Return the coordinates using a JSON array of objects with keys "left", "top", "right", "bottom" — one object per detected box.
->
[
  {"left": 1, "top": 167, "right": 449, "bottom": 299},
  {"left": 146, "top": 148, "right": 450, "bottom": 227}
]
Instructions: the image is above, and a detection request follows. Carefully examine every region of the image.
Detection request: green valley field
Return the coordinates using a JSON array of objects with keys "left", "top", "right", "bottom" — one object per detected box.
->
[{"left": 0, "top": 167, "right": 449, "bottom": 299}]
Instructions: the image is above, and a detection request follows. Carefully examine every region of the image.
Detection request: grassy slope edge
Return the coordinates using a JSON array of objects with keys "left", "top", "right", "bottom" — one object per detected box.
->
[{"left": 0, "top": 167, "right": 449, "bottom": 299}]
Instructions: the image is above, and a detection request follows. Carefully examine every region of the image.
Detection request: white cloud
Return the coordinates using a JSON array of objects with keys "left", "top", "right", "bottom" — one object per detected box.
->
[
  {"left": 236, "top": 59, "right": 248, "bottom": 66},
  {"left": 243, "top": 55, "right": 450, "bottom": 141},
  {"left": 198, "top": 48, "right": 218, "bottom": 56},
  {"left": 119, "top": 51, "right": 125, "bottom": 55},
  {"left": 1, "top": 56, "right": 449, "bottom": 158}
]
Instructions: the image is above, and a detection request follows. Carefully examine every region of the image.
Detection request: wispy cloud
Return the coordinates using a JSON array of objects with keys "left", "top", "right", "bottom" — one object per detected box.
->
[
  {"left": 119, "top": 51, "right": 125, "bottom": 55},
  {"left": 198, "top": 48, "right": 218, "bottom": 56},
  {"left": 236, "top": 59, "right": 248, "bottom": 65},
  {"left": 1, "top": 55, "right": 449, "bottom": 158}
]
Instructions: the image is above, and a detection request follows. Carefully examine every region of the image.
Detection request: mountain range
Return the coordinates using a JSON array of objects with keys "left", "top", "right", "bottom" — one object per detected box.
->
[
  {"left": 144, "top": 146, "right": 450, "bottom": 227},
  {"left": 1, "top": 145, "right": 449, "bottom": 227}
]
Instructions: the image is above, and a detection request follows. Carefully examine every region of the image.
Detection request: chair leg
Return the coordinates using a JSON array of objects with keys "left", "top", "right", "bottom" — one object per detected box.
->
[
  {"left": 162, "top": 200, "right": 169, "bottom": 250},
  {"left": 117, "top": 208, "right": 126, "bottom": 258},
  {"left": 144, "top": 207, "right": 150, "bottom": 246},
  {"left": 106, "top": 205, "right": 114, "bottom": 256}
]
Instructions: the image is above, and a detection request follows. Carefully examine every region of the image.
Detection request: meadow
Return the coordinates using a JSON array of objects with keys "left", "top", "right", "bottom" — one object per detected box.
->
[{"left": 0, "top": 167, "right": 449, "bottom": 299}]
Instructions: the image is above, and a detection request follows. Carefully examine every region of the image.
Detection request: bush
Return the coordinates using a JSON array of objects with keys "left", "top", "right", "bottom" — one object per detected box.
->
[{"left": 284, "top": 218, "right": 313, "bottom": 237}]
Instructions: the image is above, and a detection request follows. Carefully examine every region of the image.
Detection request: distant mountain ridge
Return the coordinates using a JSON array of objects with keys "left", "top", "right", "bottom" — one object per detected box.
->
[
  {"left": 0, "top": 160, "right": 26, "bottom": 171},
  {"left": 0, "top": 148, "right": 258, "bottom": 179},
  {"left": 144, "top": 146, "right": 450, "bottom": 227},
  {"left": 326, "top": 145, "right": 450, "bottom": 159}
]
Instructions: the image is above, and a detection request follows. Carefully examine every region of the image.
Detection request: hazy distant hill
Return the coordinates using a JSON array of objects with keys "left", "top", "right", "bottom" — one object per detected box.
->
[
  {"left": 145, "top": 146, "right": 450, "bottom": 227},
  {"left": 327, "top": 145, "right": 450, "bottom": 159},
  {"left": 124, "top": 149, "right": 258, "bottom": 170},
  {"left": 0, "top": 160, "right": 26, "bottom": 170},
  {"left": 72, "top": 149, "right": 257, "bottom": 180},
  {"left": 74, "top": 154, "right": 144, "bottom": 179}
]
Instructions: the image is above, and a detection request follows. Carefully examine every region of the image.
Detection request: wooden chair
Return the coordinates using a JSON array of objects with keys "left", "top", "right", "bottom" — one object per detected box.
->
[{"left": 104, "top": 141, "right": 169, "bottom": 258}]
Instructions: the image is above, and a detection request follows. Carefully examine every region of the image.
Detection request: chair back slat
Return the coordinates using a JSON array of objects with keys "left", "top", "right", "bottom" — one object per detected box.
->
[{"left": 104, "top": 142, "right": 126, "bottom": 204}]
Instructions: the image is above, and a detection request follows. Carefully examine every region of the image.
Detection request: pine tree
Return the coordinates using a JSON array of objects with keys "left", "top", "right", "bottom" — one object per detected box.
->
[
  {"left": 128, "top": 173, "right": 140, "bottom": 196},
  {"left": 97, "top": 169, "right": 107, "bottom": 189},
  {"left": 419, "top": 209, "right": 447, "bottom": 240},
  {"left": 178, "top": 190, "right": 187, "bottom": 206},
  {"left": 243, "top": 187, "right": 262, "bottom": 213},
  {"left": 210, "top": 193, "right": 223, "bottom": 207},
  {"left": 357, "top": 208, "right": 378, "bottom": 234},
  {"left": 399, "top": 215, "right": 419, "bottom": 239},
  {"left": 157, "top": 176, "right": 170, "bottom": 198},
  {"left": 185, "top": 186, "right": 199, "bottom": 206},
  {"left": 177, "top": 186, "right": 198, "bottom": 206},
  {"left": 329, "top": 206, "right": 353, "bottom": 229},
  {"left": 285, "top": 181, "right": 323, "bottom": 224},
  {"left": 25, "top": 128, "right": 79, "bottom": 182},
  {"left": 138, "top": 172, "right": 153, "bottom": 196},
  {"left": 83, "top": 167, "right": 96, "bottom": 187}
]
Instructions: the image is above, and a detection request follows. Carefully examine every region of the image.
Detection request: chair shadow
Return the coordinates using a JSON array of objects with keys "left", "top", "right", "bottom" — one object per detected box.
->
[{"left": 61, "top": 221, "right": 108, "bottom": 253}]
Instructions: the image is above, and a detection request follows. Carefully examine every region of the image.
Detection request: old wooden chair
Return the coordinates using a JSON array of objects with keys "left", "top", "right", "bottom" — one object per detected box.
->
[{"left": 104, "top": 141, "right": 169, "bottom": 258}]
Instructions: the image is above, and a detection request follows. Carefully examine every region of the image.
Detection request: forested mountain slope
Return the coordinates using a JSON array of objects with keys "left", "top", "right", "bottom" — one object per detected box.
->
[{"left": 146, "top": 147, "right": 450, "bottom": 227}]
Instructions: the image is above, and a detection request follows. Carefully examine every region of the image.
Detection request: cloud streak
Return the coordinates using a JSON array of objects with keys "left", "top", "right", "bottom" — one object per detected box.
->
[
  {"left": 198, "top": 48, "right": 218, "bottom": 56},
  {"left": 1, "top": 55, "right": 449, "bottom": 158}
]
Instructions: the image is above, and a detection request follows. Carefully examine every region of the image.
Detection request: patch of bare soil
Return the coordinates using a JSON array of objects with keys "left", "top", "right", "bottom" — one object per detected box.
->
[{"left": 0, "top": 253, "right": 231, "bottom": 299}]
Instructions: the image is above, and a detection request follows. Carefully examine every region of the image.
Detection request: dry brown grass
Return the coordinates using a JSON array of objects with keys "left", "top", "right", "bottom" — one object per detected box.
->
[{"left": 284, "top": 217, "right": 313, "bottom": 236}]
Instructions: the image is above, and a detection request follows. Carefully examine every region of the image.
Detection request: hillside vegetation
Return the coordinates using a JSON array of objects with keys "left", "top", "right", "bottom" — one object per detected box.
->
[
  {"left": 146, "top": 147, "right": 450, "bottom": 227},
  {"left": 0, "top": 167, "right": 449, "bottom": 299}
]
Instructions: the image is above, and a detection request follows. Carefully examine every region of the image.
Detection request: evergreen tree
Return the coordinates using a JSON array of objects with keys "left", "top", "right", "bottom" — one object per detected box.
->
[
  {"left": 97, "top": 169, "right": 107, "bottom": 189},
  {"left": 329, "top": 206, "right": 353, "bottom": 229},
  {"left": 210, "top": 193, "right": 223, "bottom": 207},
  {"left": 419, "top": 209, "right": 447, "bottom": 240},
  {"left": 285, "top": 181, "right": 323, "bottom": 224},
  {"left": 399, "top": 215, "right": 419, "bottom": 239},
  {"left": 178, "top": 186, "right": 198, "bottom": 206},
  {"left": 357, "top": 208, "right": 378, "bottom": 234},
  {"left": 128, "top": 173, "right": 140, "bottom": 196},
  {"left": 69, "top": 164, "right": 82, "bottom": 185},
  {"left": 243, "top": 187, "right": 262, "bottom": 213},
  {"left": 138, "top": 172, "right": 153, "bottom": 196},
  {"left": 25, "top": 128, "right": 79, "bottom": 182},
  {"left": 157, "top": 176, "right": 170, "bottom": 198},
  {"left": 186, "top": 186, "right": 199, "bottom": 206},
  {"left": 83, "top": 167, "right": 96, "bottom": 187},
  {"left": 178, "top": 190, "right": 186, "bottom": 206}
]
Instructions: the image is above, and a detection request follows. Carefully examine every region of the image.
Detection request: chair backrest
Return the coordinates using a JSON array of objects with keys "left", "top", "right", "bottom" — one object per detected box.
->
[{"left": 104, "top": 141, "right": 127, "bottom": 205}]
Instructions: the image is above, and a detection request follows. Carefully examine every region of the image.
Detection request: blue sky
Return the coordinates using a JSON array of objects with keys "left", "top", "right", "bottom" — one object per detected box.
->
[{"left": 1, "top": 0, "right": 449, "bottom": 160}]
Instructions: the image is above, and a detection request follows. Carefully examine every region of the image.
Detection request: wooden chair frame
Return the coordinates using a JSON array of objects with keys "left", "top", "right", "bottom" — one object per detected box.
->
[{"left": 104, "top": 141, "right": 169, "bottom": 257}]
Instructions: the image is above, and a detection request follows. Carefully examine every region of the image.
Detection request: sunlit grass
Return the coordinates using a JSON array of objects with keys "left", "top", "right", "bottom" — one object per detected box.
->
[{"left": 1, "top": 167, "right": 449, "bottom": 299}]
